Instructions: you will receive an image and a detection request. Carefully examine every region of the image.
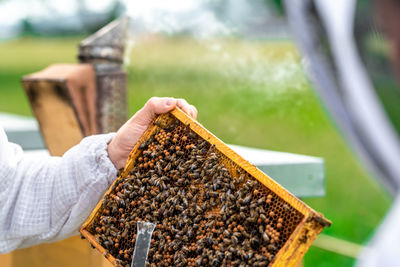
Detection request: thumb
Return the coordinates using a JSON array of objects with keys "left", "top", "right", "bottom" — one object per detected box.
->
[{"left": 108, "top": 97, "right": 177, "bottom": 169}]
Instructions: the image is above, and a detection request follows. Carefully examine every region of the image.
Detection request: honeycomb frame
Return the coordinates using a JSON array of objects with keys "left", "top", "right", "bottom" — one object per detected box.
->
[{"left": 80, "top": 107, "right": 331, "bottom": 266}]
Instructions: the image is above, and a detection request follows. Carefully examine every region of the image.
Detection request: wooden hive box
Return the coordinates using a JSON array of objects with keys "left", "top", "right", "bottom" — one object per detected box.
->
[{"left": 80, "top": 108, "right": 331, "bottom": 266}]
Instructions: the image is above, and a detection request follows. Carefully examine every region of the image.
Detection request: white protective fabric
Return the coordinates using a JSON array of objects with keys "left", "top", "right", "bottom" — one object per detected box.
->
[
  {"left": 0, "top": 127, "right": 117, "bottom": 253},
  {"left": 356, "top": 196, "right": 400, "bottom": 267}
]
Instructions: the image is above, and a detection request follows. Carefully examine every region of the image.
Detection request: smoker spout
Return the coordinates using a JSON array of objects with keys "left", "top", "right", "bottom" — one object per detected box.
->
[{"left": 79, "top": 16, "right": 129, "bottom": 68}]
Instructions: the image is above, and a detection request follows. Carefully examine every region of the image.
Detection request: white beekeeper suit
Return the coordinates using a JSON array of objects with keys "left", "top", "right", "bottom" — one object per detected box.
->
[
  {"left": 356, "top": 197, "right": 400, "bottom": 267},
  {"left": 0, "top": 126, "right": 117, "bottom": 253}
]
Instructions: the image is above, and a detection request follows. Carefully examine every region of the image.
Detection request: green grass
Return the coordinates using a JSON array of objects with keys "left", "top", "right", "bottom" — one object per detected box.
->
[
  {"left": 0, "top": 37, "right": 81, "bottom": 116},
  {"left": 0, "top": 36, "right": 393, "bottom": 266},
  {"left": 305, "top": 246, "right": 355, "bottom": 266}
]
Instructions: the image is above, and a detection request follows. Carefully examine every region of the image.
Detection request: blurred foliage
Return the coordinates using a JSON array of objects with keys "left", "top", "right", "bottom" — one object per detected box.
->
[
  {"left": 2, "top": 0, "right": 285, "bottom": 37},
  {"left": 266, "top": 0, "right": 284, "bottom": 15},
  {"left": 77, "top": 0, "right": 123, "bottom": 34},
  {"left": 1, "top": 0, "right": 123, "bottom": 36},
  {"left": 0, "top": 36, "right": 392, "bottom": 266}
]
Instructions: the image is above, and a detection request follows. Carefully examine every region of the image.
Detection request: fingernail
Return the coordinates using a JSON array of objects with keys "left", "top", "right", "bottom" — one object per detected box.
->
[{"left": 166, "top": 99, "right": 172, "bottom": 106}]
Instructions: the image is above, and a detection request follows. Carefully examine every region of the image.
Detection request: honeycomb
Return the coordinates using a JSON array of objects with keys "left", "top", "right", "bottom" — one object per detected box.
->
[{"left": 81, "top": 109, "right": 330, "bottom": 267}]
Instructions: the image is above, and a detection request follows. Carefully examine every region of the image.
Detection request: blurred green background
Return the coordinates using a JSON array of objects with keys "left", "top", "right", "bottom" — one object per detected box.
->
[{"left": 0, "top": 36, "right": 392, "bottom": 266}]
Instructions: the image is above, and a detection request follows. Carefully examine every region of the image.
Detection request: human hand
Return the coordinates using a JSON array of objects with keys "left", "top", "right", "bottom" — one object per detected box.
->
[{"left": 107, "top": 97, "right": 198, "bottom": 169}]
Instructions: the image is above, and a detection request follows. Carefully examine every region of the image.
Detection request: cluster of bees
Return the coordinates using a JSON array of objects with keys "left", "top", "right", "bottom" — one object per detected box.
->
[{"left": 91, "top": 119, "right": 303, "bottom": 266}]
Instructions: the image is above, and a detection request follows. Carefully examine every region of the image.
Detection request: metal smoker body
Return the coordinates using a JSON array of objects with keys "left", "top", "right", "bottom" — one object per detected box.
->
[{"left": 79, "top": 17, "right": 129, "bottom": 133}]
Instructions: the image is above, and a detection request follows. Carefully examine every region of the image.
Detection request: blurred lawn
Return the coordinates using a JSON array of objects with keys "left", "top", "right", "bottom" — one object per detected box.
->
[{"left": 0, "top": 37, "right": 392, "bottom": 266}]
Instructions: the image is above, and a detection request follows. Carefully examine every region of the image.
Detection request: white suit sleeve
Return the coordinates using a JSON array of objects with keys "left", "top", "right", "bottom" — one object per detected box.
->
[
  {"left": 356, "top": 196, "right": 400, "bottom": 267},
  {"left": 0, "top": 128, "right": 117, "bottom": 253}
]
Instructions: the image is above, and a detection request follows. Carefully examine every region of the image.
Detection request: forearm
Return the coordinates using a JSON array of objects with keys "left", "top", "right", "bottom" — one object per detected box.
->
[{"left": 0, "top": 133, "right": 117, "bottom": 253}]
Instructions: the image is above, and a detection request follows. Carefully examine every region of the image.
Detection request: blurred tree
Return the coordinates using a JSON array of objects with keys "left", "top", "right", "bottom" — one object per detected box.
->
[
  {"left": 6, "top": 0, "right": 124, "bottom": 36},
  {"left": 78, "top": 0, "right": 124, "bottom": 34},
  {"left": 21, "top": 19, "right": 36, "bottom": 36},
  {"left": 266, "top": 0, "right": 284, "bottom": 15}
]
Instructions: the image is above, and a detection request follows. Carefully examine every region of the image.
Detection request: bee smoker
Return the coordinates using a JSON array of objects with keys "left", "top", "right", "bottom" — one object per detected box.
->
[{"left": 79, "top": 16, "right": 129, "bottom": 133}]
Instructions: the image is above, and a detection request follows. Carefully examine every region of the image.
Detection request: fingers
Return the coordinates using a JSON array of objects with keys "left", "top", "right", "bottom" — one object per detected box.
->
[
  {"left": 147, "top": 97, "right": 177, "bottom": 114},
  {"left": 139, "top": 97, "right": 199, "bottom": 120},
  {"left": 176, "top": 98, "right": 197, "bottom": 119},
  {"left": 107, "top": 98, "right": 175, "bottom": 169},
  {"left": 190, "top": 105, "right": 198, "bottom": 119},
  {"left": 144, "top": 97, "right": 177, "bottom": 119},
  {"left": 131, "top": 97, "right": 177, "bottom": 126},
  {"left": 129, "top": 97, "right": 197, "bottom": 129},
  {"left": 107, "top": 97, "right": 197, "bottom": 169}
]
